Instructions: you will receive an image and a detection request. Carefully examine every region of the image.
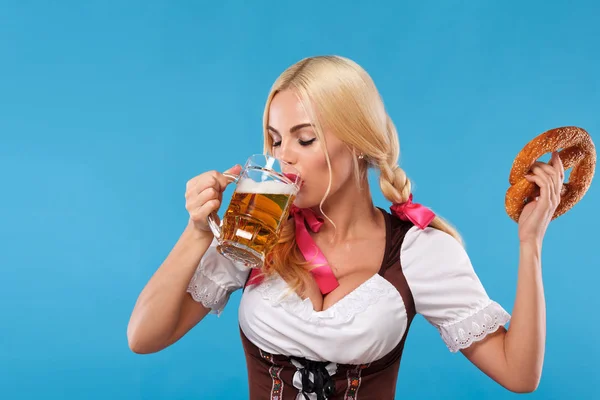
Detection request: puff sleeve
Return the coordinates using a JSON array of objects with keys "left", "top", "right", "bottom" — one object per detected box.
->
[
  {"left": 401, "top": 226, "right": 511, "bottom": 352},
  {"left": 186, "top": 239, "right": 251, "bottom": 315}
]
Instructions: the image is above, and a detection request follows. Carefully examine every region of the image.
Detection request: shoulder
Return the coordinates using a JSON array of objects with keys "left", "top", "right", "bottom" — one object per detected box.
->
[
  {"left": 399, "top": 224, "right": 487, "bottom": 309},
  {"left": 383, "top": 209, "right": 464, "bottom": 271},
  {"left": 401, "top": 225, "right": 467, "bottom": 266},
  {"left": 390, "top": 221, "right": 512, "bottom": 353},
  {"left": 400, "top": 225, "right": 485, "bottom": 302}
]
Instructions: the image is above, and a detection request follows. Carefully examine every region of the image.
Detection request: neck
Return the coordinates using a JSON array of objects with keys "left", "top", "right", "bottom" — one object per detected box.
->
[{"left": 311, "top": 179, "right": 382, "bottom": 243}]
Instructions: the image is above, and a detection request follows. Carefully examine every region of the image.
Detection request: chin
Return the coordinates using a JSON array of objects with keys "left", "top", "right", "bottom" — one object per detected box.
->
[
  {"left": 292, "top": 191, "right": 320, "bottom": 210},
  {"left": 292, "top": 197, "right": 311, "bottom": 209}
]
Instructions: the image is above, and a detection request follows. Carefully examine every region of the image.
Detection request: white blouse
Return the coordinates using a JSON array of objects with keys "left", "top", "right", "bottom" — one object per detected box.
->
[{"left": 187, "top": 226, "right": 511, "bottom": 364}]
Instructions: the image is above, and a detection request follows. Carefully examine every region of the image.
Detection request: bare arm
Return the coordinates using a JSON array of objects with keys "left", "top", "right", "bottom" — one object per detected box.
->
[
  {"left": 461, "top": 241, "right": 545, "bottom": 393},
  {"left": 127, "top": 223, "right": 213, "bottom": 354},
  {"left": 127, "top": 165, "right": 241, "bottom": 354},
  {"left": 461, "top": 152, "right": 564, "bottom": 392}
]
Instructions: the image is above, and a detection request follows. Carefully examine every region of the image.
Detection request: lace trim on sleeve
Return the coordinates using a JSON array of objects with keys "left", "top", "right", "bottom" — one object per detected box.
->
[
  {"left": 438, "top": 300, "right": 511, "bottom": 353},
  {"left": 186, "top": 268, "right": 230, "bottom": 316}
]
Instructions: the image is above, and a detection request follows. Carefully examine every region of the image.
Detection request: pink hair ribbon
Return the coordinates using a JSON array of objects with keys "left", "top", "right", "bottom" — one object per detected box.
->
[{"left": 390, "top": 194, "right": 435, "bottom": 229}]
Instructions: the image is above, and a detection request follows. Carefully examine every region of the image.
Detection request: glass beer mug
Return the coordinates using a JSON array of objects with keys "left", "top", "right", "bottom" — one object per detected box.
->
[{"left": 207, "top": 154, "right": 301, "bottom": 268}]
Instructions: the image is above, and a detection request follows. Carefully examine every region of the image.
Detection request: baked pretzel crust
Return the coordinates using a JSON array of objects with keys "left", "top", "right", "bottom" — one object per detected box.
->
[{"left": 505, "top": 126, "right": 596, "bottom": 222}]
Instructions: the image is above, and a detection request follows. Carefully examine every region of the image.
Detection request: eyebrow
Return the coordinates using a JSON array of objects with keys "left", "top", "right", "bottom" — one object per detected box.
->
[{"left": 267, "top": 123, "right": 315, "bottom": 135}]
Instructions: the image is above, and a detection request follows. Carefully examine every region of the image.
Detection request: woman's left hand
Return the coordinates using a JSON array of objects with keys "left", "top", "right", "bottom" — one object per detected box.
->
[{"left": 518, "top": 151, "right": 565, "bottom": 246}]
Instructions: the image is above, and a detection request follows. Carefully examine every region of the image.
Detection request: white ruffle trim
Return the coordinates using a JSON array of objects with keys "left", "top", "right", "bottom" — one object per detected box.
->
[
  {"left": 186, "top": 268, "right": 230, "bottom": 316},
  {"left": 254, "top": 274, "right": 398, "bottom": 326},
  {"left": 439, "top": 300, "right": 511, "bottom": 353}
]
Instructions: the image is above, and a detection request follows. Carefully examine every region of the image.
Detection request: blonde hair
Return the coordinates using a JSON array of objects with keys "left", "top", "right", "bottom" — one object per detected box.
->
[{"left": 261, "top": 55, "right": 462, "bottom": 295}]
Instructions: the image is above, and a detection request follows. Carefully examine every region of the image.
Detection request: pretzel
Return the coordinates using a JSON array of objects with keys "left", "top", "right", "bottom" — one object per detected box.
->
[{"left": 505, "top": 126, "right": 596, "bottom": 222}]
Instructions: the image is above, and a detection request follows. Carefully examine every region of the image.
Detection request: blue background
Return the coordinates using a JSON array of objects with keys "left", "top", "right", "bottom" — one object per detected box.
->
[{"left": 1, "top": 1, "right": 598, "bottom": 399}]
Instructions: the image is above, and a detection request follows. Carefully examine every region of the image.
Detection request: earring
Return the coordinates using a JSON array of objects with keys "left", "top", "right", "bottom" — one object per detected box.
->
[{"left": 358, "top": 154, "right": 365, "bottom": 160}]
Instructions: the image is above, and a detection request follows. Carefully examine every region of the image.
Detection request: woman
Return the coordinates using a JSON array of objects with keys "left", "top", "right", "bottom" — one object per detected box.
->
[{"left": 127, "top": 55, "right": 562, "bottom": 399}]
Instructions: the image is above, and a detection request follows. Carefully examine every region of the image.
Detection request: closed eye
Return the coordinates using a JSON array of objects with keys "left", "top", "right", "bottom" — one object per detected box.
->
[
  {"left": 299, "top": 138, "right": 316, "bottom": 146},
  {"left": 272, "top": 138, "right": 316, "bottom": 147}
]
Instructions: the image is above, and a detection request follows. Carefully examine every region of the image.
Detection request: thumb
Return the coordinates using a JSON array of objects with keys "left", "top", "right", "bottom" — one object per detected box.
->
[
  {"left": 216, "top": 164, "right": 242, "bottom": 191},
  {"left": 224, "top": 164, "right": 243, "bottom": 176}
]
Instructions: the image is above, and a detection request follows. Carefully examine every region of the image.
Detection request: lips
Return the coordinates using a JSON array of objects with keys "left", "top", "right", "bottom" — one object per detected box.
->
[{"left": 284, "top": 173, "right": 303, "bottom": 188}]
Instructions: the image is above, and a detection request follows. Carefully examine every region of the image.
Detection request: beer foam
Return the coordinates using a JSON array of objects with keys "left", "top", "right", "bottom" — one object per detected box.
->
[{"left": 236, "top": 178, "right": 297, "bottom": 195}]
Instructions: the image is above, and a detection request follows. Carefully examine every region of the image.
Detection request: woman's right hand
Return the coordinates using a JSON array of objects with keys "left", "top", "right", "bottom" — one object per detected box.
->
[{"left": 185, "top": 165, "right": 242, "bottom": 235}]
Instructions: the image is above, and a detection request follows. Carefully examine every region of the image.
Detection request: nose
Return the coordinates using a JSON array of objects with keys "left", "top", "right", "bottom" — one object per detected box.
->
[{"left": 277, "top": 139, "right": 297, "bottom": 167}]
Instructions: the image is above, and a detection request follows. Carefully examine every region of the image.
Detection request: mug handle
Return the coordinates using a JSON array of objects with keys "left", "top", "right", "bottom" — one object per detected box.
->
[{"left": 207, "top": 172, "right": 240, "bottom": 240}]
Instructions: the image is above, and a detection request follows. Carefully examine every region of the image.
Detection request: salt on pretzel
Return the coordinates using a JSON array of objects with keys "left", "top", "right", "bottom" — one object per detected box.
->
[{"left": 505, "top": 126, "right": 596, "bottom": 222}]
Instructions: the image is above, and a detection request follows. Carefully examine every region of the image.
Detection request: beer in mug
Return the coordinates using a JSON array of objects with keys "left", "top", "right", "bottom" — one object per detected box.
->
[{"left": 207, "top": 154, "right": 301, "bottom": 268}]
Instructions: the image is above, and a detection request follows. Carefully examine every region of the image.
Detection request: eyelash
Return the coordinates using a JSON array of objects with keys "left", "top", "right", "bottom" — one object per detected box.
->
[{"left": 272, "top": 138, "right": 316, "bottom": 147}]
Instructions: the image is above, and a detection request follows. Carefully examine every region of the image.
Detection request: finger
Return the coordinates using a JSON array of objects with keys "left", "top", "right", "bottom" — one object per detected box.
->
[
  {"left": 530, "top": 163, "right": 558, "bottom": 200},
  {"left": 550, "top": 152, "right": 566, "bottom": 191},
  {"left": 186, "top": 175, "right": 202, "bottom": 192},
  {"left": 224, "top": 164, "right": 243, "bottom": 176},
  {"left": 190, "top": 172, "right": 219, "bottom": 196},
  {"left": 549, "top": 152, "right": 565, "bottom": 199},
  {"left": 532, "top": 157, "right": 562, "bottom": 206},
  {"left": 187, "top": 171, "right": 218, "bottom": 194},
  {"left": 524, "top": 185, "right": 541, "bottom": 203},
  {"left": 530, "top": 161, "right": 557, "bottom": 178},
  {"left": 188, "top": 187, "right": 220, "bottom": 213},
  {"left": 215, "top": 164, "right": 242, "bottom": 190},
  {"left": 188, "top": 164, "right": 242, "bottom": 194},
  {"left": 186, "top": 185, "right": 219, "bottom": 210},
  {"left": 550, "top": 152, "right": 565, "bottom": 181},
  {"left": 196, "top": 186, "right": 221, "bottom": 207},
  {"left": 190, "top": 199, "right": 222, "bottom": 221},
  {"left": 197, "top": 170, "right": 232, "bottom": 194},
  {"left": 524, "top": 174, "right": 553, "bottom": 211},
  {"left": 538, "top": 167, "right": 559, "bottom": 209}
]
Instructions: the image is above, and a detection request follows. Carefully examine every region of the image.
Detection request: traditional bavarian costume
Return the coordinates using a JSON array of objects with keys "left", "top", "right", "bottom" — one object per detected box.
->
[{"left": 187, "top": 198, "right": 511, "bottom": 399}]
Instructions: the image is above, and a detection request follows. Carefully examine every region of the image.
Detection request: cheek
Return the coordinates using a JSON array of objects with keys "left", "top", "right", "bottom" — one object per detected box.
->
[
  {"left": 299, "top": 146, "right": 330, "bottom": 176},
  {"left": 328, "top": 145, "right": 354, "bottom": 183},
  {"left": 302, "top": 145, "right": 353, "bottom": 192}
]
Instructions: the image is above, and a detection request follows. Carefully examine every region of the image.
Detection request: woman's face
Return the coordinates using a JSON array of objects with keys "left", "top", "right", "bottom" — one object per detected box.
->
[{"left": 267, "top": 90, "right": 356, "bottom": 209}]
